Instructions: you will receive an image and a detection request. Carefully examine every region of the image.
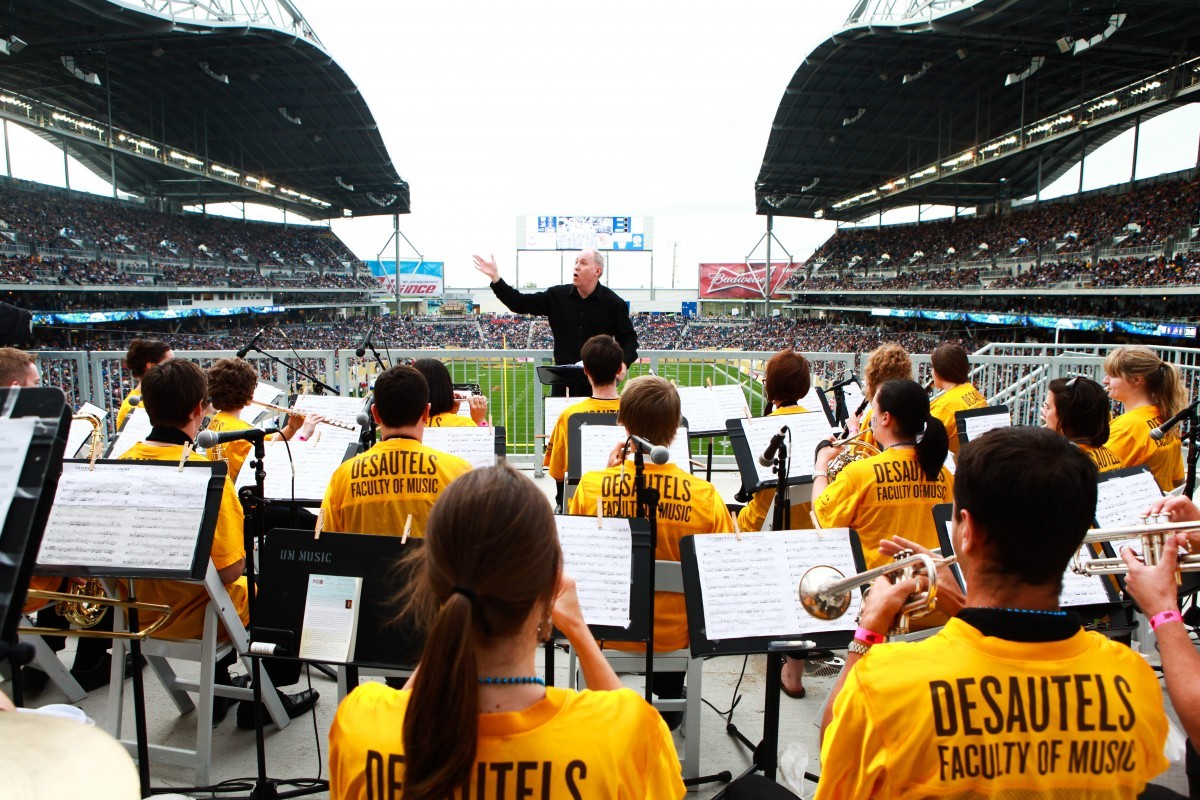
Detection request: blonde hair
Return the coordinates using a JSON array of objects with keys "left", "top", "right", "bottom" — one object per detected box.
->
[
  {"left": 1103, "top": 346, "right": 1187, "bottom": 420},
  {"left": 864, "top": 344, "right": 913, "bottom": 396},
  {"left": 618, "top": 375, "right": 681, "bottom": 446}
]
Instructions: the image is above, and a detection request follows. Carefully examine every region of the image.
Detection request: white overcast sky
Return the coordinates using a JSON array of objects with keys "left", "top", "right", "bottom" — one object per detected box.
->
[{"left": 4, "top": 0, "right": 1199, "bottom": 291}]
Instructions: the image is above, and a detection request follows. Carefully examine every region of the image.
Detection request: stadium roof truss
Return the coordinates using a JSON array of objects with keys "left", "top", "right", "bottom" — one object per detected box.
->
[
  {"left": 0, "top": 0, "right": 408, "bottom": 219},
  {"left": 757, "top": 0, "right": 1200, "bottom": 221}
]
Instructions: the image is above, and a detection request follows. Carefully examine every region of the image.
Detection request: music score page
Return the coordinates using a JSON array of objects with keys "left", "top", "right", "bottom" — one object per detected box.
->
[{"left": 555, "top": 515, "right": 633, "bottom": 628}]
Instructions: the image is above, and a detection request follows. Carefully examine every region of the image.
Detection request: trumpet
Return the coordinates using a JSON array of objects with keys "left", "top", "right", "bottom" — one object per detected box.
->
[
  {"left": 798, "top": 550, "right": 956, "bottom": 636},
  {"left": 72, "top": 412, "right": 104, "bottom": 470},
  {"left": 1071, "top": 515, "right": 1200, "bottom": 583},
  {"left": 21, "top": 582, "right": 172, "bottom": 640},
  {"left": 250, "top": 400, "right": 357, "bottom": 431}
]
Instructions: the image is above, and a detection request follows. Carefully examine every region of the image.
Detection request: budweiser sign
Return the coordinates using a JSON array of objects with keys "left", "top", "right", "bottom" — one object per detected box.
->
[{"left": 699, "top": 262, "right": 799, "bottom": 300}]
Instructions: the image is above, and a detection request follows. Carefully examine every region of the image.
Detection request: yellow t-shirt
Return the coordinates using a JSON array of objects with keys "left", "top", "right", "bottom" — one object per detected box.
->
[
  {"left": 737, "top": 405, "right": 815, "bottom": 533},
  {"left": 1076, "top": 442, "right": 1124, "bottom": 474},
  {"left": 816, "top": 618, "right": 1169, "bottom": 799},
  {"left": 814, "top": 447, "right": 952, "bottom": 571},
  {"left": 204, "top": 411, "right": 253, "bottom": 481},
  {"left": 429, "top": 411, "right": 478, "bottom": 428},
  {"left": 328, "top": 683, "right": 684, "bottom": 800},
  {"left": 116, "top": 387, "right": 138, "bottom": 430},
  {"left": 569, "top": 461, "right": 732, "bottom": 651},
  {"left": 545, "top": 397, "right": 620, "bottom": 481},
  {"left": 119, "top": 442, "right": 249, "bottom": 640},
  {"left": 929, "top": 383, "right": 988, "bottom": 455},
  {"left": 23, "top": 575, "right": 63, "bottom": 614},
  {"left": 320, "top": 438, "right": 472, "bottom": 536},
  {"left": 1105, "top": 405, "right": 1183, "bottom": 491}
]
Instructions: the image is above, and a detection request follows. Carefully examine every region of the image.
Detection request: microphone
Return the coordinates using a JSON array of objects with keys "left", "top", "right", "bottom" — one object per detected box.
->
[
  {"left": 628, "top": 435, "right": 670, "bottom": 465},
  {"left": 128, "top": 394, "right": 141, "bottom": 407},
  {"left": 1150, "top": 399, "right": 1200, "bottom": 441},
  {"left": 236, "top": 327, "right": 266, "bottom": 359},
  {"left": 196, "top": 426, "right": 279, "bottom": 449},
  {"left": 758, "top": 427, "right": 788, "bottom": 467},
  {"left": 355, "top": 324, "right": 376, "bottom": 358}
]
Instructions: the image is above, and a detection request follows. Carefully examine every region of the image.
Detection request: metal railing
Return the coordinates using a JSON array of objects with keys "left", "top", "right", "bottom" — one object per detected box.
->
[{"left": 32, "top": 344, "right": 1200, "bottom": 473}]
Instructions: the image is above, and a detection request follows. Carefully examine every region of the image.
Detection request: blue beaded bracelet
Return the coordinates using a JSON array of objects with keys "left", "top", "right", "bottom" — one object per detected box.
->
[{"left": 478, "top": 676, "right": 546, "bottom": 686}]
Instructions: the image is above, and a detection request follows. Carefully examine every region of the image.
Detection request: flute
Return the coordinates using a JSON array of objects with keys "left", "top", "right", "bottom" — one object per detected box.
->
[{"left": 250, "top": 400, "right": 357, "bottom": 431}]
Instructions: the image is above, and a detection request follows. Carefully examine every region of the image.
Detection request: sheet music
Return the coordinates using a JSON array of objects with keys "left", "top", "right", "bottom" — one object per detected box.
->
[
  {"left": 961, "top": 408, "right": 1011, "bottom": 443},
  {"left": 544, "top": 396, "right": 576, "bottom": 437},
  {"left": 292, "top": 394, "right": 364, "bottom": 443},
  {"left": 38, "top": 462, "right": 212, "bottom": 573},
  {"left": 66, "top": 402, "right": 107, "bottom": 458},
  {"left": 299, "top": 574, "right": 363, "bottom": 662},
  {"left": 233, "top": 439, "right": 354, "bottom": 499},
  {"left": 577, "top": 425, "right": 691, "bottom": 476},
  {"left": 239, "top": 382, "right": 286, "bottom": 424},
  {"left": 738, "top": 414, "right": 832, "bottom": 483},
  {"left": 692, "top": 529, "right": 862, "bottom": 641},
  {"left": 421, "top": 426, "right": 496, "bottom": 469},
  {"left": 1094, "top": 469, "right": 1162, "bottom": 528},
  {"left": 676, "top": 385, "right": 750, "bottom": 434},
  {"left": 107, "top": 407, "right": 152, "bottom": 458},
  {"left": 555, "top": 515, "right": 633, "bottom": 627},
  {"left": 0, "top": 417, "right": 36, "bottom": 530},
  {"left": 796, "top": 389, "right": 825, "bottom": 415}
]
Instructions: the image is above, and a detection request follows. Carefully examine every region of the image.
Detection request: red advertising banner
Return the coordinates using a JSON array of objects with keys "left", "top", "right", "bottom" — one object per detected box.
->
[{"left": 698, "top": 262, "right": 799, "bottom": 300}]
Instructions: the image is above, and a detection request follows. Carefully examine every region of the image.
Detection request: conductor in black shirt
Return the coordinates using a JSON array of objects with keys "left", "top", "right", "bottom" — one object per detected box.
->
[{"left": 473, "top": 249, "right": 639, "bottom": 396}]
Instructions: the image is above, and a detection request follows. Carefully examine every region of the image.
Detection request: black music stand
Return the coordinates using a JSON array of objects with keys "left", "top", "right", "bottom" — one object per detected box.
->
[
  {"left": 727, "top": 417, "right": 816, "bottom": 527},
  {"left": 816, "top": 376, "right": 862, "bottom": 433},
  {"left": 954, "top": 405, "right": 1011, "bottom": 446},
  {"left": 0, "top": 388, "right": 70, "bottom": 708},
  {"left": 679, "top": 532, "right": 863, "bottom": 794},
  {"left": 537, "top": 364, "right": 590, "bottom": 398},
  {"left": 565, "top": 412, "right": 622, "bottom": 509}
]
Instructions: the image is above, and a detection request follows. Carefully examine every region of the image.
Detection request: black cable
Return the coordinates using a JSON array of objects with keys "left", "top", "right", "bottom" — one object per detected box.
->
[
  {"left": 306, "top": 663, "right": 323, "bottom": 782},
  {"left": 700, "top": 654, "right": 749, "bottom": 724}
]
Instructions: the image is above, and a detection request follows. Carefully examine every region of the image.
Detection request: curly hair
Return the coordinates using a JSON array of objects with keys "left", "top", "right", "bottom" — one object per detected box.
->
[
  {"left": 206, "top": 358, "right": 257, "bottom": 412},
  {"left": 863, "top": 344, "right": 913, "bottom": 396}
]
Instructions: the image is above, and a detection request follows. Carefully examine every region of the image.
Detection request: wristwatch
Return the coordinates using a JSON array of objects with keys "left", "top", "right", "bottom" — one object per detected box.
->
[{"left": 848, "top": 640, "right": 873, "bottom": 656}]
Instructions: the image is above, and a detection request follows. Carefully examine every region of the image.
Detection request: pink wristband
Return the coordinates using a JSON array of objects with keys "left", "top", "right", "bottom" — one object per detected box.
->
[
  {"left": 1149, "top": 610, "right": 1182, "bottom": 631},
  {"left": 854, "top": 627, "right": 886, "bottom": 645}
]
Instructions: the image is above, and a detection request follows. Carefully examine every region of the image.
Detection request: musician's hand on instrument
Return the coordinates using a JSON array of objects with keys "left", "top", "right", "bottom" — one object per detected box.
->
[
  {"left": 814, "top": 441, "right": 842, "bottom": 472},
  {"left": 66, "top": 576, "right": 87, "bottom": 590},
  {"left": 879, "top": 537, "right": 964, "bottom": 615},
  {"left": 282, "top": 411, "right": 305, "bottom": 437},
  {"left": 299, "top": 413, "right": 324, "bottom": 439},
  {"left": 551, "top": 574, "right": 587, "bottom": 641},
  {"left": 1120, "top": 534, "right": 1182, "bottom": 617},
  {"left": 468, "top": 394, "right": 489, "bottom": 425},
  {"left": 1147, "top": 495, "right": 1200, "bottom": 523},
  {"left": 858, "top": 574, "right": 920, "bottom": 636},
  {"left": 606, "top": 440, "right": 629, "bottom": 469}
]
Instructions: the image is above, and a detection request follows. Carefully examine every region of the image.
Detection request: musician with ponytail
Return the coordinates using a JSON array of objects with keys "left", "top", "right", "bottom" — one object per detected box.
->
[
  {"left": 1103, "top": 345, "right": 1187, "bottom": 491},
  {"left": 328, "top": 465, "right": 685, "bottom": 800}
]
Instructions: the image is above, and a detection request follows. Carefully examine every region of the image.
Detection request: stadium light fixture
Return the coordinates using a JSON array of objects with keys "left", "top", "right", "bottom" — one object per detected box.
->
[
  {"left": 335, "top": 176, "right": 355, "bottom": 191},
  {"left": 61, "top": 56, "right": 100, "bottom": 86},
  {"left": 0, "top": 35, "right": 26, "bottom": 56},
  {"left": 842, "top": 107, "right": 866, "bottom": 126},
  {"left": 199, "top": 61, "right": 229, "bottom": 85},
  {"left": 901, "top": 62, "right": 932, "bottom": 85},
  {"left": 1056, "top": 37, "right": 1073, "bottom": 54},
  {"left": 150, "top": 45, "right": 165, "bottom": 57},
  {"left": 0, "top": 94, "right": 31, "bottom": 112},
  {"left": 1073, "top": 13, "right": 1126, "bottom": 55},
  {"left": 956, "top": 48, "right": 967, "bottom": 60},
  {"left": 279, "top": 107, "right": 302, "bottom": 126},
  {"left": 1004, "top": 56, "right": 1044, "bottom": 86}
]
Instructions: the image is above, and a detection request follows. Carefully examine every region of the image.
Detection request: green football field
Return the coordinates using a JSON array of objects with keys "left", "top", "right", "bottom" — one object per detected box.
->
[{"left": 443, "top": 358, "right": 772, "bottom": 457}]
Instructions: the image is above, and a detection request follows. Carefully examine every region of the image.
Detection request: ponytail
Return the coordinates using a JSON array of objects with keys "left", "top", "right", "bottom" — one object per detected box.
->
[
  {"left": 401, "top": 593, "right": 480, "bottom": 800},
  {"left": 877, "top": 379, "right": 948, "bottom": 481},
  {"left": 1104, "top": 346, "right": 1188, "bottom": 421},
  {"left": 915, "top": 412, "right": 949, "bottom": 481}
]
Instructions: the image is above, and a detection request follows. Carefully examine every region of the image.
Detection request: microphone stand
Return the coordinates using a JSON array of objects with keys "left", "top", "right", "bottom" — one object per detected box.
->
[
  {"left": 241, "top": 345, "right": 339, "bottom": 396},
  {"left": 632, "top": 446, "right": 658, "bottom": 705},
  {"left": 1179, "top": 401, "right": 1200, "bottom": 500},
  {"left": 360, "top": 338, "right": 388, "bottom": 373}
]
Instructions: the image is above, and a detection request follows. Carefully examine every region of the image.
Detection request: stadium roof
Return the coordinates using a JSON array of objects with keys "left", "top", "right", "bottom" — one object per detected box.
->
[
  {"left": 756, "top": 0, "right": 1200, "bottom": 221},
  {"left": 0, "top": 0, "right": 408, "bottom": 219}
]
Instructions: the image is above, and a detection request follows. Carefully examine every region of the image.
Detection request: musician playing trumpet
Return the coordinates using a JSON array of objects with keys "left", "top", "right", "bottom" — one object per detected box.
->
[
  {"left": 815, "top": 427, "right": 1168, "bottom": 799},
  {"left": 205, "top": 358, "right": 323, "bottom": 480}
]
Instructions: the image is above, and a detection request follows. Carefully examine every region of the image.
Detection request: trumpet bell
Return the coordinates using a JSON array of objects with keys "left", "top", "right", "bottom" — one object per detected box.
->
[{"left": 799, "top": 565, "right": 851, "bottom": 620}]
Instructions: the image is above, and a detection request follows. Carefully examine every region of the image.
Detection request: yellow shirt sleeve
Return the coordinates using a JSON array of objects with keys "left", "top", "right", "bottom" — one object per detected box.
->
[
  {"left": 815, "top": 663, "right": 889, "bottom": 799},
  {"left": 547, "top": 413, "right": 570, "bottom": 481},
  {"left": 813, "top": 464, "right": 864, "bottom": 529}
]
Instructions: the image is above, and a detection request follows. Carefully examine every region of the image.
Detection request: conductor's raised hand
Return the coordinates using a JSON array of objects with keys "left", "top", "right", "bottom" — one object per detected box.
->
[{"left": 472, "top": 254, "right": 500, "bottom": 284}]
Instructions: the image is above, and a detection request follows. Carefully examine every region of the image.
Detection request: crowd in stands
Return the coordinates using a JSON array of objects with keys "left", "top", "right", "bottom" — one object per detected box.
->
[
  {"left": 791, "top": 174, "right": 1200, "bottom": 283},
  {"left": 802, "top": 293, "right": 1198, "bottom": 323},
  {"left": 991, "top": 253, "right": 1200, "bottom": 289}
]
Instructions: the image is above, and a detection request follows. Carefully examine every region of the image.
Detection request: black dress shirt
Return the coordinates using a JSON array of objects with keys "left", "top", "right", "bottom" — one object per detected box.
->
[{"left": 489, "top": 278, "right": 639, "bottom": 366}]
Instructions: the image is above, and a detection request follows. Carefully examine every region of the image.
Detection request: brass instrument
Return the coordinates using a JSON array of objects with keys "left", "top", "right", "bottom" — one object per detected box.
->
[
  {"left": 22, "top": 581, "right": 172, "bottom": 640},
  {"left": 250, "top": 400, "right": 357, "bottom": 431},
  {"left": 1071, "top": 515, "right": 1200, "bottom": 583},
  {"left": 798, "top": 550, "right": 955, "bottom": 635},
  {"left": 824, "top": 428, "right": 882, "bottom": 482},
  {"left": 72, "top": 412, "right": 103, "bottom": 470}
]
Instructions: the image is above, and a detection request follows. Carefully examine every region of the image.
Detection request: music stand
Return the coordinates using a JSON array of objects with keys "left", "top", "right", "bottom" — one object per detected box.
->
[
  {"left": 954, "top": 405, "right": 1011, "bottom": 445},
  {"left": 727, "top": 416, "right": 827, "bottom": 525},
  {"left": 420, "top": 425, "right": 508, "bottom": 469},
  {"left": 565, "top": 412, "right": 621, "bottom": 508},
  {"left": 679, "top": 530, "right": 864, "bottom": 793},
  {"left": 537, "top": 364, "right": 590, "bottom": 398},
  {"left": 0, "top": 388, "right": 70, "bottom": 707},
  {"left": 676, "top": 385, "right": 752, "bottom": 482}
]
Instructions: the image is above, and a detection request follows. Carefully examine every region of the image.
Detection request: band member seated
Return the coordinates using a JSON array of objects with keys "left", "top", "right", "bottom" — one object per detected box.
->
[
  {"left": 116, "top": 338, "right": 173, "bottom": 429},
  {"left": 1103, "top": 346, "right": 1186, "bottom": 491},
  {"left": 205, "top": 358, "right": 320, "bottom": 480},
  {"left": 321, "top": 364, "right": 472, "bottom": 536},
  {"left": 856, "top": 343, "right": 912, "bottom": 448},
  {"left": 568, "top": 375, "right": 733, "bottom": 726},
  {"left": 124, "top": 359, "right": 317, "bottom": 727},
  {"left": 328, "top": 465, "right": 685, "bottom": 800},
  {"left": 928, "top": 342, "right": 987, "bottom": 456},
  {"left": 1042, "top": 376, "right": 1123, "bottom": 473},
  {"left": 545, "top": 334, "right": 624, "bottom": 508},
  {"left": 815, "top": 427, "right": 1168, "bottom": 799},
  {"left": 738, "top": 348, "right": 816, "bottom": 534},
  {"left": 413, "top": 358, "right": 488, "bottom": 427}
]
